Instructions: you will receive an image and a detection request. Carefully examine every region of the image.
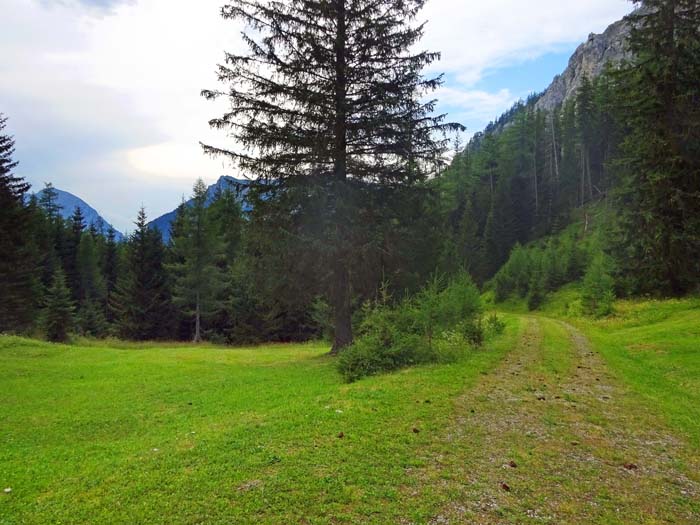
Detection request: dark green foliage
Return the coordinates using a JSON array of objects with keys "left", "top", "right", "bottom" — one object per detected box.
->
[
  {"left": 491, "top": 225, "right": 591, "bottom": 307},
  {"left": 609, "top": 0, "right": 700, "bottom": 295},
  {"left": 102, "top": 228, "right": 119, "bottom": 323},
  {"left": 111, "top": 208, "right": 173, "bottom": 341},
  {"left": 338, "top": 273, "right": 482, "bottom": 382},
  {"left": 43, "top": 267, "right": 74, "bottom": 342},
  {"left": 76, "top": 233, "right": 107, "bottom": 336},
  {"left": 582, "top": 255, "right": 616, "bottom": 317},
  {"left": 169, "top": 179, "right": 227, "bottom": 342},
  {"left": 0, "top": 114, "right": 39, "bottom": 333}
]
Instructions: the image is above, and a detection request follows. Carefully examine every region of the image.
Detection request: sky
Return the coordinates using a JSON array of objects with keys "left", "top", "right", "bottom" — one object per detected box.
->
[{"left": 0, "top": 0, "right": 633, "bottom": 232}]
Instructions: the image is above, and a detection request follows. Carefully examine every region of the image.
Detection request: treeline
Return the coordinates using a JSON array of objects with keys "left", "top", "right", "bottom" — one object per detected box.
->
[
  {"left": 0, "top": 136, "right": 331, "bottom": 343},
  {"left": 2, "top": 1, "right": 698, "bottom": 344},
  {"left": 436, "top": 1, "right": 700, "bottom": 300}
]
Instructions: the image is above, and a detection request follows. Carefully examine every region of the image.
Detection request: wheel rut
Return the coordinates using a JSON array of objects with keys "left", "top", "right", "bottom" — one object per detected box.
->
[{"left": 406, "top": 316, "right": 700, "bottom": 524}]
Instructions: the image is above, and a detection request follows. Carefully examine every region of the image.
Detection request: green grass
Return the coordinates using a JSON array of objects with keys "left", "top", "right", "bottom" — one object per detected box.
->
[
  {"left": 500, "top": 286, "right": 700, "bottom": 449},
  {"left": 0, "top": 318, "right": 521, "bottom": 525},
  {"left": 573, "top": 296, "right": 700, "bottom": 448}
]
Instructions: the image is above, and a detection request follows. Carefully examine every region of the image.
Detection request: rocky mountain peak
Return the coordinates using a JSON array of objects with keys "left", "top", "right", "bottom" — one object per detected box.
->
[{"left": 535, "top": 14, "right": 634, "bottom": 112}]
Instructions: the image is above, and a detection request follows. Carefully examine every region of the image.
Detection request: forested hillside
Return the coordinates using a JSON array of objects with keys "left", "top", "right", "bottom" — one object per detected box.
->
[{"left": 436, "top": 1, "right": 700, "bottom": 302}]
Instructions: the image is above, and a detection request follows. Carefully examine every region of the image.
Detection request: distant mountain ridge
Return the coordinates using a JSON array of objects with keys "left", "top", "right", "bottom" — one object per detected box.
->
[
  {"left": 148, "top": 176, "right": 251, "bottom": 242},
  {"left": 32, "top": 187, "right": 124, "bottom": 241}
]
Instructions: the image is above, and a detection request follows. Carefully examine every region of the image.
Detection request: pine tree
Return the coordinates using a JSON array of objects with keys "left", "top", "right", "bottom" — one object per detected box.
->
[
  {"left": 38, "top": 182, "right": 62, "bottom": 222},
  {"left": 169, "top": 179, "right": 226, "bottom": 342},
  {"left": 44, "top": 267, "right": 74, "bottom": 342},
  {"left": 611, "top": 0, "right": 700, "bottom": 294},
  {"left": 62, "top": 206, "right": 86, "bottom": 301},
  {"left": 102, "top": 228, "right": 119, "bottom": 324},
  {"left": 111, "top": 208, "right": 172, "bottom": 340},
  {"left": 76, "top": 233, "right": 107, "bottom": 336},
  {"left": 0, "top": 114, "right": 38, "bottom": 332},
  {"left": 582, "top": 254, "right": 615, "bottom": 317},
  {"left": 202, "top": 0, "right": 460, "bottom": 352}
]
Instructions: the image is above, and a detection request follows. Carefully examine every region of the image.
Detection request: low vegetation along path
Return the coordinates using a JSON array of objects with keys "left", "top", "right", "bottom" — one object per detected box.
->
[{"left": 411, "top": 316, "right": 700, "bottom": 524}]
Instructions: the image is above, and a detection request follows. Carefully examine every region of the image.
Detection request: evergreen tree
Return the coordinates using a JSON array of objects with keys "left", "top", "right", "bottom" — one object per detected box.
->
[
  {"left": 202, "top": 0, "right": 460, "bottom": 352},
  {"left": 111, "top": 208, "right": 172, "bottom": 340},
  {"left": 38, "top": 182, "right": 62, "bottom": 222},
  {"left": 169, "top": 179, "right": 227, "bottom": 342},
  {"left": 611, "top": 0, "right": 700, "bottom": 294},
  {"left": 44, "top": 267, "right": 74, "bottom": 342},
  {"left": 76, "top": 233, "right": 107, "bottom": 336},
  {"left": 582, "top": 254, "right": 615, "bottom": 317},
  {"left": 63, "top": 206, "right": 86, "bottom": 298},
  {"left": 0, "top": 114, "right": 38, "bottom": 332},
  {"left": 102, "top": 228, "right": 119, "bottom": 324}
]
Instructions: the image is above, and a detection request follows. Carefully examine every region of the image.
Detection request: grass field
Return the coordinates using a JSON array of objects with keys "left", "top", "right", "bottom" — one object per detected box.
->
[
  {"left": 2, "top": 297, "right": 700, "bottom": 524},
  {"left": 0, "top": 322, "right": 519, "bottom": 524}
]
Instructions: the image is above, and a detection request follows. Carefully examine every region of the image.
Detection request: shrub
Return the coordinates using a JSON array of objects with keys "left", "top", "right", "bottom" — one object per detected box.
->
[
  {"left": 338, "top": 272, "right": 483, "bottom": 382},
  {"left": 582, "top": 255, "right": 616, "bottom": 317},
  {"left": 484, "top": 312, "right": 506, "bottom": 337}
]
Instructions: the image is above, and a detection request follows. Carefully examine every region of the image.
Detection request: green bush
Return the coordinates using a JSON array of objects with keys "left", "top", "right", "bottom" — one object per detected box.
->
[
  {"left": 484, "top": 312, "right": 506, "bottom": 337},
  {"left": 338, "top": 272, "right": 483, "bottom": 382},
  {"left": 582, "top": 255, "right": 616, "bottom": 317}
]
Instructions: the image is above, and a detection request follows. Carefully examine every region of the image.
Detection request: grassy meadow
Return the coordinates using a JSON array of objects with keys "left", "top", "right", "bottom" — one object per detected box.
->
[
  {"left": 2, "top": 293, "right": 700, "bottom": 523},
  {"left": 0, "top": 322, "right": 520, "bottom": 524}
]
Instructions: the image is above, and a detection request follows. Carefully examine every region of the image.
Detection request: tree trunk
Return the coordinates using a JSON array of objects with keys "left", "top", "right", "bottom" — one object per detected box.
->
[
  {"left": 330, "top": 260, "right": 352, "bottom": 354},
  {"left": 330, "top": 0, "right": 352, "bottom": 354},
  {"left": 533, "top": 124, "right": 539, "bottom": 214},
  {"left": 193, "top": 291, "right": 202, "bottom": 343}
]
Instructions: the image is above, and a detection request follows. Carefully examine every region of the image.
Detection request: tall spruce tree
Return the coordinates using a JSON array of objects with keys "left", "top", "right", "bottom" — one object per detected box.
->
[
  {"left": 63, "top": 206, "right": 86, "bottom": 300},
  {"left": 111, "top": 208, "right": 172, "bottom": 340},
  {"left": 44, "top": 267, "right": 74, "bottom": 343},
  {"left": 76, "top": 232, "right": 107, "bottom": 336},
  {"left": 202, "top": 0, "right": 460, "bottom": 352},
  {"left": 611, "top": 0, "right": 700, "bottom": 294},
  {"left": 169, "top": 179, "right": 226, "bottom": 343},
  {"left": 102, "top": 228, "right": 119, "bottom": 324},
  {"left": 0, "top": 114, "right": 38, "bottom": 332}
]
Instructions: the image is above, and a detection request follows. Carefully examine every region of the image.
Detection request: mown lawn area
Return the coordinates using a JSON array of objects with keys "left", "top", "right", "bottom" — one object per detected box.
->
[{"left": 0, "top": 320, "right": 520, "bottom": 524}]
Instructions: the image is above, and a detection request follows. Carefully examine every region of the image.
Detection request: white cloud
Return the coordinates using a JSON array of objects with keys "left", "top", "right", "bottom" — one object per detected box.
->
[
  {"left": 421, "top": 0, "right": 632, "bottom": 84},
  {"left": 0, "top": 0, "right": 633, "bottom": 231}
]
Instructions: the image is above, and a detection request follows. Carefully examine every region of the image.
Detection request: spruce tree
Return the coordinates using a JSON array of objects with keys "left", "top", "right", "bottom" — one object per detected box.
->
[
  {"left": 44, "top": 267, "right": 74, "bottom": 342},
  {"left": 611, "top": 0, "right": 700, "bottom": 294},
  {"left": 39, "top": 182, "right": 62, "bottom": 222},
  {"left": 0, "top": 114, "right": 38, "bottom": 332},
  {"left": 102, "top": 228, "right": 119, "bottom": 324},
  {"left": 76, "top": 233, "right": 107, "bottom": 336},
  {"left": 63, "top": 206, "right": 86, "bottom": 300},
  {"left": 169, "top": 179, "right": 226, "bottom": 342},
  {"left": 202, "top": 0, "right": 460, "bottom": 352},
  {"left": 111, "top": 208, "right": 172, "bottom": 340}
]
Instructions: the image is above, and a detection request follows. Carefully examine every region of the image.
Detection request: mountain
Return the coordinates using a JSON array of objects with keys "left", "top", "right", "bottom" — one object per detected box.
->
[
  {"left": 534, "top": 13, "right": 634, "bottom": 112},
  {"left": 149, "top": 175, "right": 251, "bottom": 242},
  {"left": 33, "top": 187, "right": 124, "bottom": 241}
]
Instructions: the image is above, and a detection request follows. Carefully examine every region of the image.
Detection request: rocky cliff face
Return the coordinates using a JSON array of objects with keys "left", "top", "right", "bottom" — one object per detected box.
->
[{"left": 535, "top": 15, "right": 633, "bottom": 112}]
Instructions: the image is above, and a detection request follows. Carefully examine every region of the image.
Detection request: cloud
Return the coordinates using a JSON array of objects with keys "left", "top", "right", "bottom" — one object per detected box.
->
[
  {"left": 435, "top": 87, "right": 518, "bottom": 125},
  {"left": 38, "top": 0, "right": 135, "bottom": 15},
  {"left": 421, "top": 0, "right": 632, "bottom": 86}
]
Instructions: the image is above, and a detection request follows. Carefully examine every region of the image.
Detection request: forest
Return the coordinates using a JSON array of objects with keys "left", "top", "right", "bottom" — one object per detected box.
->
[{"left": 2, "top": 1, "right": 697, "bottom": 352}]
